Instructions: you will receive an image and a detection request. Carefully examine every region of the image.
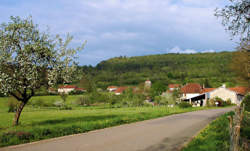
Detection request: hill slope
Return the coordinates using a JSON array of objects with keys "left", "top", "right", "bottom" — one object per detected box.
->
[{"left": 82, "top": 51, "right": 236, "bottom": 88}]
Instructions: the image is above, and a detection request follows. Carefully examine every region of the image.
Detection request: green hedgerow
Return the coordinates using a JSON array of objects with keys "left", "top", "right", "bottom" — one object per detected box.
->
[{"left": 179, "top": 102, "right": 192, "bottom": 108}]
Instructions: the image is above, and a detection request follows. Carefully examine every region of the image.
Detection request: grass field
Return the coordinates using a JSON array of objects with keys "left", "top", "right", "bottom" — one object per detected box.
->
[
  {"left": 182, "top": 111, "right": 234, "bottom": 151},
  {"left": 0, "top": 95, "right": 213, "bottom": 147}
]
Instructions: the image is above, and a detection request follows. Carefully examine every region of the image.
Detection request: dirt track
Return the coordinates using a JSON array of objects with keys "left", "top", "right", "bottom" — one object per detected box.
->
[{"left": 1, "top": 107, "right": 233, "bottom": 151}]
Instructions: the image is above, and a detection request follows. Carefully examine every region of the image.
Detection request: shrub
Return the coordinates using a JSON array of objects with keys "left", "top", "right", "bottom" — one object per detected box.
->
[
  {"left": 225, "top": 99, "right": 232, "bottom": 106},
  {"left": 214, "top": 97, "right": 224, "bottom": 106},
  {"left": 69, "top": 90, "right": 84, "bottom": 95},
  {"left": 207, "top": 99, "right": 215, "bottom": 107},
  {"left": 132, "top": 95, "right": 145, "bottom": 107},
  {"left": 16, "top": 132, "right": 33, "bottom": 140},
  {"left": 107, "top": 95, "right": 121, "bottom": 107},
  {"left": 241, "top": 94, "right": 250, "bottom": 112},
  {"left": 208, "top": 97, "right": 226, "bottom": 107},
  {"left": 7, "top": 97, "right": 19, "bottom": 112},
  {"left": 90, "top": 92, "right": 107, "bottom": 103},
  {"left": 75, "top": 96, "right": 92, "bottom": 106},
  {"left": 1, "top": 131, "right": 34, "bottom": 143},
  {"left": 179, "top": 102, "right": 192, "bottom": 108}
]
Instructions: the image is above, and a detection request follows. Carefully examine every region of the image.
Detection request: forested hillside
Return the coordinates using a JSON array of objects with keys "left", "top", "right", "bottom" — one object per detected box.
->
[{"left": 81, "top": 51, "right": 237, "bottom": 89}]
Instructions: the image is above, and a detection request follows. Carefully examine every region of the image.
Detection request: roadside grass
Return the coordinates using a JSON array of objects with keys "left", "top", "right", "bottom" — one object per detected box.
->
[
  {"left": 0, "top": 96, "right": 212, "bottom": 147},
  {"left": 241, "top": 111, "right": 250, "bottom": 140},
  {"left": 182, "top": 111, "right": 234, "bottom": 151}
]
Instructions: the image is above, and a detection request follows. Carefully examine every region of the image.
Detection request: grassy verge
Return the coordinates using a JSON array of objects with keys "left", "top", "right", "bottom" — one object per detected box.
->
[
  {"left": 241, "top": 111, "right": 250, "bottom": 140},
  {"left": 182, "top": 111, "right": 234, "bottom": 151}
]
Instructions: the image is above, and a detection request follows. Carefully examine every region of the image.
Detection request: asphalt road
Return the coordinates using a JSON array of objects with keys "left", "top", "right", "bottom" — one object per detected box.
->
[{"left": 1, "top": 107, "right": 233, "bottom": 151}]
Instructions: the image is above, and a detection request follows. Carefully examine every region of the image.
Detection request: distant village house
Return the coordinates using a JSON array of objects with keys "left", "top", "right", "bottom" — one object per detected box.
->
[
  {"left": 168, "top": 84, "right": 180, "bottom": 92},
  {"left": 107, "top": 86, "right": 118, "bottom": 92},
  {"left": 58, "top": 85, "right": 85, "bottom": 94}
]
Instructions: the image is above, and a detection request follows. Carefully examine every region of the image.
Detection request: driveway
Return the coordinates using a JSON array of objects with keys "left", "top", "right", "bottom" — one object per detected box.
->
[{"left": 1, "top": 107, "right": 233, "bottom": 151}]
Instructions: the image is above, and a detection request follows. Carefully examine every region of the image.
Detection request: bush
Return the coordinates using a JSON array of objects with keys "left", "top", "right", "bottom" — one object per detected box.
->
[
  {"left": 107, "top": 95, "right": 121, "bottom": 107},
  {"left": 214, "top": 97, "right": 224, "bottom": 106},
  {"left": 225, "top": 99, "right": 232, "bottom": 106},
  {"left": 16, "top": 132, "right": 33, "bottom": 140},
  {"left": 179, "top": 102, "right": 192, "bottom": 108},
  {"left": 7, "top": 97, "right": 19, "bottom": 112},
  {"left": 208, "top": 97, "right": 227, "bottom": 107},
  {"left": 90, "top": 92, "right": 108, "bottom": 103},
  {"left": 75, "top": 95, "right": 92, "bottom": 106},
  {"left": 207, "top": 99, "right": 215, "bottom": 107},
  {"left": 69, "top": 90, "right": 84, "bottom": 95},
  {"left": 1, "top": 131, "right": 34, "bottom": 143},
  {"left": 132, "top": 95, "right": 145, "bottom": 107},
  {"left": 241, "top": 94, "right": 250, "bottom": 112}
]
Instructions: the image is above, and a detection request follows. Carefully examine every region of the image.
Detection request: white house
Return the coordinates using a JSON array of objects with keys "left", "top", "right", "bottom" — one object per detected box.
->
[
  {"left": 183, "top": 84, "right": 248, "bottom": 106},
  {"left": 206, "top": 85, "right": 246, "bottom": 105},
  {"left": 168, "top": 84, "right": 180, "bottom": 92},
  {"left": 107, "top": 86, "right": 118, "bottom": 92},
  {"left": 181, "top": 83, "right": 202, "bottom": 100},
  {"left": 58, "top": 85, "right": 85, "bottom": 94},
  {"left": 144, "top": 80, "right": 152, "bottom": 89}
]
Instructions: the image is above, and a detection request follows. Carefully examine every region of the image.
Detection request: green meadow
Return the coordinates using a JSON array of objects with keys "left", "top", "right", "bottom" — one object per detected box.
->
[{"left": 0, "top": 95, "right": 209, "bottom": 147}]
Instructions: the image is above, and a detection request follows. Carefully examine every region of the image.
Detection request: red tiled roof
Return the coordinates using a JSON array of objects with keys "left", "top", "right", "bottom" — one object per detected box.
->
[
  {"left": 59, "top": 85, "right": 77, "bottom": 89},
  {"left": 107, "top": 86, "right": 118, "bottom": 89},
  {"left": 229, "top": 87, "right": 249, "bottom": 95},
  {"left": 181, "top": 83, "right": 202, "bottom": 94},
  {"left": 200, "top": 88, "right": 216, "bottom": 94},
  {"left": 168, "top": 84, "right": 180, "bottom": 88},
  {"left": 115, "top": 87, "right": 128, "bottom": 93}
]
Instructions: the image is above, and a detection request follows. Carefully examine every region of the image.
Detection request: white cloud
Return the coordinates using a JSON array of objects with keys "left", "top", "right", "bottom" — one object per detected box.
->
[
  {"left": 202, "top": 49, "right": 216, "bottom": 53},
  {"left": 169, "top": 46, "right": 197, "bottom": 53},
  {"left": 0, "top": 0, "right": 235, "bottom": 65},
  {"left": 168, "top": 46, "right": 218, "bottom": 54}
]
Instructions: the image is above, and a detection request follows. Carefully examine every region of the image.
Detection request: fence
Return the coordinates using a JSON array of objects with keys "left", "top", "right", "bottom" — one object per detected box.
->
[{"left": 228, "top": 104, "right": 248, "bottom": 151}]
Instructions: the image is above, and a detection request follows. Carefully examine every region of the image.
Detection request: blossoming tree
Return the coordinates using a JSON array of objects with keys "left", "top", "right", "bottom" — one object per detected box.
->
[{"left": 0, "top": 16, "right": 86, "bottom": 126}]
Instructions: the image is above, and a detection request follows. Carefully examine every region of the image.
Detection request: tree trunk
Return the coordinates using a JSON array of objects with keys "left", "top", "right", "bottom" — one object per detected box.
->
[{"left": 13, "top": 101, "right": 26, "bottom": 126}]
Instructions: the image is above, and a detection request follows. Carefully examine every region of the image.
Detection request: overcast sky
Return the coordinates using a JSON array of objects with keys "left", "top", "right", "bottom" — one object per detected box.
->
[{"left": 0, "top": 0, "right": 237, "bottom": 65}]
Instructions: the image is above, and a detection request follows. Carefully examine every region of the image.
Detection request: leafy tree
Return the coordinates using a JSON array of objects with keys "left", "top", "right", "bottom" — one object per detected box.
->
[
  {"left": 231, "top": 41, "right": 250, "bottom": 87},
  {"left": 79, "top": 74, "right": 96, "bottom": 93},
  {"left": 204, "top": 78, "right": 212, "bottom": 88},
  {"left": 0, "top": 16, "right": 85, "bottom": 126},
  {"left": 172, "top": 88, "right": 181, "bottom": 101},
  {"left": 215, "top": 0, "right": 250, "bottom": 40},
  {"left": 150, "top": 81, "right": 166, "bottom": 98}
]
